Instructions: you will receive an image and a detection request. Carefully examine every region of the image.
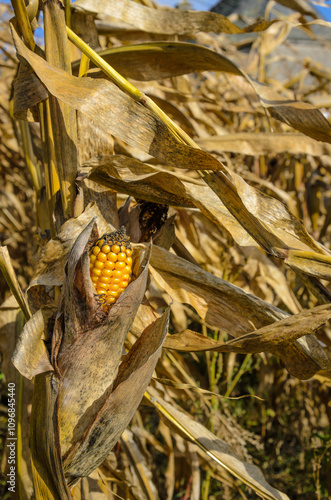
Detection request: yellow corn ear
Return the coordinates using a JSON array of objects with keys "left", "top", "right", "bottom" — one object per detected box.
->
[{"left": 89, "top": 227, "right": 133, "bottom": 312}]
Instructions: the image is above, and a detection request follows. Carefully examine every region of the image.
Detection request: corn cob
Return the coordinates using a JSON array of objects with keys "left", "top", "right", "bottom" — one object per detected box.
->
[{"left": 89, "top": 227, "right": 132, "bottom": 313}]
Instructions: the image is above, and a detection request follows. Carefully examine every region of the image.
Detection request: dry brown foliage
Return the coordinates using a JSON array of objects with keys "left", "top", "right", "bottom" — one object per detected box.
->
[{"left": 0, "top": 0, "right": 331, "bottom": 499}]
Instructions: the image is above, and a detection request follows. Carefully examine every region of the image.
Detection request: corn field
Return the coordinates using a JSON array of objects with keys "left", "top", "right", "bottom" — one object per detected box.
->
[{"left": 0, "top": 0, "right": 331, "bottom": 498}]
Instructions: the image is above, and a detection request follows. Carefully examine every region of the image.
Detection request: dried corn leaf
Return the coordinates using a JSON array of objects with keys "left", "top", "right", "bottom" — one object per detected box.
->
[
  {"left": 87, "top": 155, "right": 325, "bottom": 255},
  {"left": 13, "top": 59, "right": 48, "bottom": 120},
  {"left": 55, "top": 224, "right": 150, "bottom": 456},
  {"left": 71, "top": 40, "right": 331, "bottom": 144},
  {"left": 164, "top": 304, "right": 331, "bottom": 378},
  {"left": 63, "top": 308, "right": 170, "bottom": 481},
  {"left": 11, "top": 30, "right": 221, "bottom": 172},
  {"left": 149, "top": 246, "right": 330, "bottom": 378},
  {"left": 197, "top": 133, "right": 331, "bottom": 156},
  {"left": 12, "top": 306, "right": 55, "bottom": 380},
  {"left": 149, "top": 244, "right": 288, "bottom": 334},
  {"left": 73, "top": 0, "right": 276, "bottom": 36},
  {"left": 27, "top": 204, "right": 110, "bottom": 305},
  {"left": 147, "top": 386, "right": 290, "bottom": 500},
  {"left": 286, "top": 250, "right": 331, "bottom": 281},
  {"left": 30, "top": 373, "right": 71, "bottom": 500}
]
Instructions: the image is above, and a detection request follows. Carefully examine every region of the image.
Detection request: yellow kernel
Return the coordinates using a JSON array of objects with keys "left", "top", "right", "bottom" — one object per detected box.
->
[
  {"left": 105, "top": 296, "right": 116, "bottom": 304},
  {"left": 107, "top": 290, "right": 118, "bottom": 298},
  {"left": 124, "top": 265, "right": 132, "bottom": 274},
  {"left": 117, "top": 252, "right": 127, "bottom": 262},
  {"left": 89, "top": 262, "right": 94, "bottom": 269},
  {"left": 120, "top": 245, "right": 126, "bottom": 252},
  {"left": 104, "top": 261, "right": 115, "bottom": 270},
  {"left": 118, "top": 287, "right": 126, "bottom": 294},
  {"left": 112, "top": 270, "right": 122, "bottom": 279},
  {"left": 97, "top": 252, "right": 107, "bottom": 263},
  {"left": 126, "top": 248, "right": 133, "bottom": 257},
  {"left": 94, "top": 260, "right": 104, "bottom": 270},
  {"left": 97, "top": 239, "right": 105, "bottom": 248},
  {"left": 92, "top": 268, "right": 102, "bottom": 277},
  {"left": 99, "top": 276, "right": 110, "bottom": 284},
  {"left": 109, "top": 283, "right": 119, "bottom": 291},
  {"left": 121, "top": 274, "right": 130, "bottom": 282},
  {"left": 101, "top": 244, "right": 111, "bottom": 254},
  {"left": 126, "top": 257, "right": 132, "bottom": 266},
  {"left": 111, "top": 244, "right": 120, "bottom": 254},
  {"left": 98, "top": 282, "right": 108, "bottom": 291},
  {"left": 120, "top": 280, "right": 129, "bottom": 288},
  {"left": 111, "top": 277, "right": 121, "bottom": 284},
  {"left": 92, "top": 246, "right": 100, "bottom": 256},
  {"left": 115, "top": 261, "right": 126, "bottom": 271},
  {"left": 101, "top": 268, "right": 113, "bottom": 277},
  {"left": 96, "top": 288, "right": 106, "bottom": 296},
  {"left": 107, "top": 252, "right": 118, "bottom": 263},
  {"left": 91, "top": 275, "right": 99, "bottom": 283},
  {"left": 90, "top": 254, "right": 97, "bottom": 263}
]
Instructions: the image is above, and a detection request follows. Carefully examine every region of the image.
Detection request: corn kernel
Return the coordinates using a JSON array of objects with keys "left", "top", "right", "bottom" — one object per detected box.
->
[
  {"left": 101, "top": 244, "right": 111, "bottom": 254},
  {"left": 97, "top": 252, "right": 107, "bottom": 263},
  {"left": 104, "top": 261, "right": 115, "bottom": 270},
  {"left": 101, "top": 269, "right": 113, "bottom": 277},
  {"left": 111, "top": 244, "right": 121, "bottom": 254},
  {"left": 117, "top": 252, "right": 127, "bottom": 262},
  {"left": 92, "top": 268, "right": 102, "bottom": 277},
  {"left": 115, "top": 261, "right": 126, "bottom": 271},
  {"left": 107, "top": 252, "right": 117, "bottom": 263},
  {"left": 93, "top": 246, "right": 100, "bottom": 256},
  {"left": 99, "top": 276, "right": 111, "bottom": 284},
  {"left": 109, "top": 283, "right": 119, "bottom": 291},
  {"left": 94, "top": 260, "right": 104, "bottom": 270}
]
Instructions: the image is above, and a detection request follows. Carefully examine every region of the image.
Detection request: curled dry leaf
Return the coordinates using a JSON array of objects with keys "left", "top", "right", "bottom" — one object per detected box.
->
[
  {"left": 164, "top": 304, "right": 331, "bottom": 379},
  {"left": 87, "top": 155, "right": 326, "bottom": 255},
  {"left": 286, "top": 249, "right": 331, "bottom": 281},
  {"left": 73, "top": 0, "right": 277, "bottom": 36},
  {"left": 12, "top": 305, "right": 55, "bottom": 380},
  {"left": 197, "top": 132, "right": 331, "bottom": 157},
  {"left": 150, "top": 245, "right": 331, "bottom": 379},
  {"left": 71, "top": 40, "right": 331, "bottom": 144},
  {"left": 11, "top": 28, "right": 221, "bottom": 172}
]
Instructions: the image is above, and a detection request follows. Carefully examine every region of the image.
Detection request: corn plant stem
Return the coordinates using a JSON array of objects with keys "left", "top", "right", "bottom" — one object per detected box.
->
[
  {"left": 0, "top": 247, "right": 31, "bottom": 321},
  {"left": 202, "top": 470, "right": 211, "bottom": 500},
  {"left": 78, "top": 53, "right": 90, "bottom": 78},
  {"left": 64, "top": 0, "right": 71, "bottom": 29},
  {"left": 16, "top": 310, "right": 25, "bottom": 500},
  {"left": 225, "top": 353, "right": 252, "bottom": 399},
  {"left": 11, "top": 0, "right": 58, "bottom": 237},
  {"left": 41, "top": 101, "right": 60, "bottom": 239},
  {"left": 10, "top": 0, "right": 35, "bottom": 50},
  {"left": 19, "top": 120, "right": 42, "bottom": 194}
]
